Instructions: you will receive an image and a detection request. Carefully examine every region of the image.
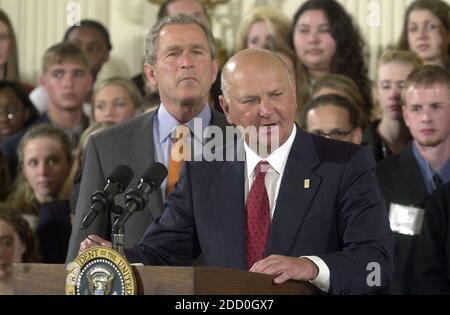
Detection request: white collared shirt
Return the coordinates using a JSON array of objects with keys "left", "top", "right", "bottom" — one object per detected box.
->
[{"left": 243, "top": 125, "right": 330, "bottom": 292}]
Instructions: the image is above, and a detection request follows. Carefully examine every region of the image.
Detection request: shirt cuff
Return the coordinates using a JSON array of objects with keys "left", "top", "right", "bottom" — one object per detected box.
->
[{"left": 301, "top": 255, "right": 330, "bottom": 292}]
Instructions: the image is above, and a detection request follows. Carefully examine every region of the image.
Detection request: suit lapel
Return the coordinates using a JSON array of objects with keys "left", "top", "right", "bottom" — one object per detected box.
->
[
  {"left": 129, "top": 111, "right": 164, "bottom": 217},
  {"left": 266, "top": 130, "right": 322, "bottom": 256},
  {"left": 209, "top": 160, "right": 247, "bottom": 270}
]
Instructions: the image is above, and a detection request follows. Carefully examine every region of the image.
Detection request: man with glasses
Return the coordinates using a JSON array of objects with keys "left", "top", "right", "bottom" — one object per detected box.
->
[{"left": 300, "top": 94, "right": 363, "bottom": 144}]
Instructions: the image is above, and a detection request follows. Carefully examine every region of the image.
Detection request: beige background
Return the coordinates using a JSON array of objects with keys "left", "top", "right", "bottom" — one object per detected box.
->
[{"left": 1, "top": 0, "right": 449, "bottom": 85}]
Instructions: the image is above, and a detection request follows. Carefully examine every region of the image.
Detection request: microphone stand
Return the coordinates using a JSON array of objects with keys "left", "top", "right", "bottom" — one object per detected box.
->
[{"left": 111, "top": 205, "right": 125, "bottom": 256}]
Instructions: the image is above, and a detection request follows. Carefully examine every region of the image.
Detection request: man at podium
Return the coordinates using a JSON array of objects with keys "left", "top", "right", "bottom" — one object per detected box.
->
[{"left": 80, "top": 49, "right": 394, "bottom": 295}]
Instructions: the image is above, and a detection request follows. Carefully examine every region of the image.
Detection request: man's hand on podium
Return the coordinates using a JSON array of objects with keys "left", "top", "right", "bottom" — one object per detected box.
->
[
  {"left": 249, "top": 255, "right": 319, "bottom": 284},
  {"left": 79, "top": 235, "right": 112, "bottom": 255}
]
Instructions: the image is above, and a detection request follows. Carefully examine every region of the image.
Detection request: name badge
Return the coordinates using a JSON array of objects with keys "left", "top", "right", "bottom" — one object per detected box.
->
[{"left": 389, "top": 203, "right": 425, "bottom": 236}]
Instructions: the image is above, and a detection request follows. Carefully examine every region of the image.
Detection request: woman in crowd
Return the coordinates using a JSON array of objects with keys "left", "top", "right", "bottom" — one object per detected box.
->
[
  {"left": 364, "top": 50, "right": 422, "bottom": 162},
  {"left": 291, "top": 0, "right": 372, "bottom": 116},
  {"left": 0, "top": 204, "right": 39, "bottom": 295},
  {"left": 0, "top": 81, "right": 39, "bottom": 144},
  {"left": 398, "top": 0, "right": 450, "bottom": 68},
  {"left": 0, "top": 9, "right": 19, "bottom": 82},
  {"left": 6, "top": 124, "right": 72, "bottom": 263},
  {"left": 92, "top": 77, "right": 143, "bottom": 124},
  {"left": 310, "top": 74, "right": 367, "bottom": 128},
  {"left": 235, "top": 6, "right": 291, "bottom": 52}
]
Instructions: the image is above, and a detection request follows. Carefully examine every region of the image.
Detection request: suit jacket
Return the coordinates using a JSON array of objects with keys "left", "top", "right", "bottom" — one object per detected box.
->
[
  {"left": 66, "top": 108, "right": 228, "bottom": 261},
  {"left": 126, "top": 127, "right": 394, "bottom": 295},
  {"left": 376, "top": 143, "right": 429, "bottom": 294},
  {"left": 412, "top": 182, "right": 450, "bottom": 294}
]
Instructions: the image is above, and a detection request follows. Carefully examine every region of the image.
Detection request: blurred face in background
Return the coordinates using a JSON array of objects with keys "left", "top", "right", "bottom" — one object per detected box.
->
[
  {"left": 306, "top": 104, "right": 362, "bottom": 144},
  {"left": 167, "top": 0, "right": 210, "bottom": 26},
  {"left": 293, "top": 9, "right": 336, "bottom": 73},
  {"left": 41, "top": 60, "right": 93, "bottom": 111},
  {"left": 247, "top": 21, "right": 275, "bottom": 49},
  {"left": 0, "top": 219, "right": 24, "bottom": 279},
  {"left": 93, "top": 84, "right": 137, "bottom": 123},
  {"left": 0, "top": 20, "right": 10, "bottom": 68},
  {"left": 0, "top": 88, "right": 30, "bottom": 141},
  {"left": 22, "top": 136, "right": 71, "bottom": 203},
  {"left": 66, "top": 26, "right": 110, "bottom": 78},
  {"left": 407, "top": 9, "right": 448, "bottom": 67},
  {"left": 377, "top": 61, "right": 415, "bottom": 120}
]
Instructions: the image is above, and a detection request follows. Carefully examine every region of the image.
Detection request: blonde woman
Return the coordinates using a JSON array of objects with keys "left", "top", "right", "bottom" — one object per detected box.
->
[
  {"left": 235, "top": 6, "right": 290, "bottom": 52},
  {"left": 365, "top": 50, "right": 423, "bottom": 161},
  {"left": 92, "top": 77, "right": 143, "bottom": 124},
  {"left": 6, "top": 124, "right": 72, "bottom": 263}
]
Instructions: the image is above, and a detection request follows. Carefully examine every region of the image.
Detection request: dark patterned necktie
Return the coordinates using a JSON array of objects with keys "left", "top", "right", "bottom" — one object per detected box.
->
[
  {"left": 246, "top": 161, "right": 270, "bottom": 270},
  {"left": 432, "top": 173, "right": 443, "bottom": 190}
]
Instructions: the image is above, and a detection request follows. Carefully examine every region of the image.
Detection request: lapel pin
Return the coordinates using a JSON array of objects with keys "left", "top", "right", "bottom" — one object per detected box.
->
[{"left": 304, "top": 179, "right": 310, "bottom": 189}]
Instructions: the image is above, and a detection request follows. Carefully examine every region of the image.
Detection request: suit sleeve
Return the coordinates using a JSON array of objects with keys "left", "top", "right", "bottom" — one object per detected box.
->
[
  {"left": 320, "top": 146, "right": 394, "bottom": 294},
  {"left": 125, "top": 162, "right": 200, "bottom": 265},
  {"left": 411, "top": 187, "right": 450, "bottom": 294},
  {"left": 66, "top": 137, "right": 110, "bottom": 262}
]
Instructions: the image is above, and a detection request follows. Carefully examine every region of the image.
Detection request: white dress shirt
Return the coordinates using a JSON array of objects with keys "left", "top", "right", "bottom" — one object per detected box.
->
[{"left": 243, "top": 125, "right": 330, "bottom": 292}]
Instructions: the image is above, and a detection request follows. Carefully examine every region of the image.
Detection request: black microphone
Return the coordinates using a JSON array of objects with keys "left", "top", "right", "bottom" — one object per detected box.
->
[
  {"left": 112, "top": 162, "right": 167, "bottom": 233},
  {"left": 81, "top": 164, "right": 134, "bottom": 230}
]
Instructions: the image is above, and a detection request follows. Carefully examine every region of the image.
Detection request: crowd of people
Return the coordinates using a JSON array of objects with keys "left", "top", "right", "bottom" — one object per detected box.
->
[{"left": 1, "top": 0, "right": 449, "bottom": 295}]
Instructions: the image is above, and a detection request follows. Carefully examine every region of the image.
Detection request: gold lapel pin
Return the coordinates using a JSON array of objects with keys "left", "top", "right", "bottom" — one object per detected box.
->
[{"left": 304, "top": 179, "right": 310, "bottom": 189}]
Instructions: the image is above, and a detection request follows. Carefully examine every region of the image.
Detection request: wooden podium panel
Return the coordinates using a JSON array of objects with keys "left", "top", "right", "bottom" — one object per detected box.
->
[{"left": 13, "top": 263, "right": 317, "bottom": 295}]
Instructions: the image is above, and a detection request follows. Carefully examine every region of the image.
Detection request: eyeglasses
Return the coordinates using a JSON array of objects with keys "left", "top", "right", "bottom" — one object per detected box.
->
[
  {"left": 311, "top": 129, "right": 354, "bottom": 140},
  {"left": 0, "top": 105, "right": 21, "bottom": 120}
]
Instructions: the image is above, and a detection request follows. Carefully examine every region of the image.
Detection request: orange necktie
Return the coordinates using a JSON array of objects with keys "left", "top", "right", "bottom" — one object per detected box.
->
[{"left": 166, "top": 125, "right": 191, "bottom": 195}]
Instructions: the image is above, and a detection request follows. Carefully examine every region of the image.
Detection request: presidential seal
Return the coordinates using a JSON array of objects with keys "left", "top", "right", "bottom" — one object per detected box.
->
[{"left": 66, "top": 246, "right": 137, "bottom": 295}]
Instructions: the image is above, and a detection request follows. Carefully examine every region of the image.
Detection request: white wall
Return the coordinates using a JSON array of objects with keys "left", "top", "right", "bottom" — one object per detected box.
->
[{"left": 1, "top": 0, "right": 449, "bottom": 85}]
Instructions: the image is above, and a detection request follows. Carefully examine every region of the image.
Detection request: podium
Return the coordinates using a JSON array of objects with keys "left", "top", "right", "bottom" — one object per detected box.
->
[{"left": 13, "top": 263, "right": 318, "bottom": 295}]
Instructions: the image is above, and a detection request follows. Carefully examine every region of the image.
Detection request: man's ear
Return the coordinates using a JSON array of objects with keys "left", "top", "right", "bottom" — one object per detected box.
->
[
  {"left": 219, "top": 95, "right": 233, "bottom": 124},
  {"left": 39, "top": 75, "right": 47, "bottom": 91},
  {"left": 144, "top": 63, "right": 157, "bottom": 87}
]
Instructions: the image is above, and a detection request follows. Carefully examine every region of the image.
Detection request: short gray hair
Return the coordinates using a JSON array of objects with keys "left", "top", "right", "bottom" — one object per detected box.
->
[{"left": 144, "top": 14, "right": 217, "bottom": 65}]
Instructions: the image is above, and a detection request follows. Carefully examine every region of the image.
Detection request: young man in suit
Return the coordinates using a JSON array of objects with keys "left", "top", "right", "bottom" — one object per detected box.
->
[
  {"left": 67, "top": 14, "right": 228, "bottom": 261},
  {"left": 376, "top": 65, "right": 450, "bottom": 294},
  {"left": 80, "top": 49, "right": 393, "bottom": 295}
]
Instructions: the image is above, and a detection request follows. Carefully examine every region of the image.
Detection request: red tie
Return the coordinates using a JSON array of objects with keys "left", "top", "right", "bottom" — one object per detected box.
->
[{"left": 246, "top": 161, "right": 270, "bottom": 270}]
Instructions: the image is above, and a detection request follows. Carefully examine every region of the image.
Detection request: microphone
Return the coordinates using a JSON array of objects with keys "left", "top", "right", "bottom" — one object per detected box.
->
[
  {"left": 112, "top": 162, "right": 167, "bottom": 233},
  {"left": 81, "top": 164, "right": 134, "bottom": 230}
]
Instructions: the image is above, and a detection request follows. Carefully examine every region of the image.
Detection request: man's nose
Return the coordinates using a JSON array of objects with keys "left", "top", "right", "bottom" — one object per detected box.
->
[
  {"left": 259, "top": 98, "right": 274, "bottom": 117},
  {"left": 180, "top": 51, "right": 194, "bottom": 69}
]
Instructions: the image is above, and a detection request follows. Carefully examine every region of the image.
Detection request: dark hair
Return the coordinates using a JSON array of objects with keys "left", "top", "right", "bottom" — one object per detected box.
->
[
  {"left": 291, "top": 0, "right": 372, "bottom": 115},
  {"left": 157, "top": 0, "right": 209, "bottom": 22},
  {"left": 397, "top": 0, "right": 450, "bottom": 66},
  {"left": 398, "top": 0, "right": 450, "bottom": 49},
  {"left": 0, "top": 204, "right": 40, "bottom": 262},
  {"left": 63, "top": 19, "right": 112, "bottom": 51},
  {"left": 301, "top": 93, "right": 362, "bottom": 129},
  {"left": 0, "top": 81, "right": 39, "bottom": 125}
]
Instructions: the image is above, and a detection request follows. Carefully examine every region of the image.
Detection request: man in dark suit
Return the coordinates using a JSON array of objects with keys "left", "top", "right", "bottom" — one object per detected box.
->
[
  {"left": 67, "top": 14, "right": 228, "bottom": 261},
  {"left": 80, "top": 49, "right": 393, "bottom": 294},
  {"left": 412, "top": 182, "right": 450, "bottom": 294},
  {"left": 376, "top": 65, "right": 450, "bottom": 294}
]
